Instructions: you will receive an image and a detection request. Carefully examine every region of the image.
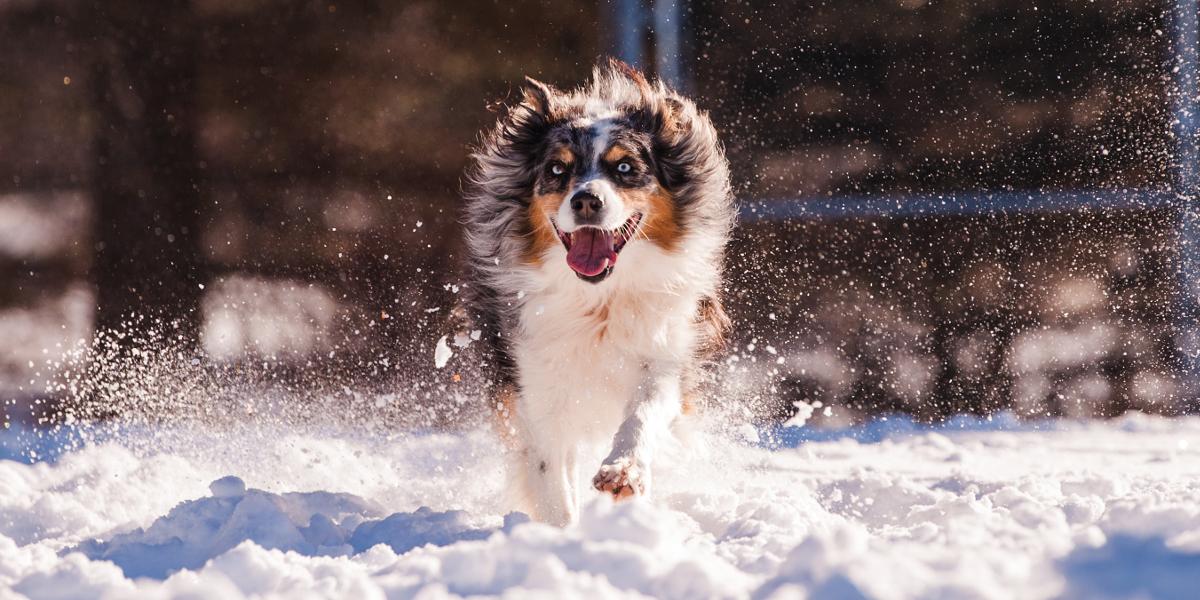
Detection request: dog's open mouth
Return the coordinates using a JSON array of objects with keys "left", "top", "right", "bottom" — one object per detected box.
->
[{"left": 553, "top": 213, "right": 643, "bottom": 283}]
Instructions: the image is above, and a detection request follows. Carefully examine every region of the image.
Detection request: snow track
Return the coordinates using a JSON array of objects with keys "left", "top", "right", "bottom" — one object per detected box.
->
[{"left": 3, "top": 414, "right": 1200, "bottom": 599}]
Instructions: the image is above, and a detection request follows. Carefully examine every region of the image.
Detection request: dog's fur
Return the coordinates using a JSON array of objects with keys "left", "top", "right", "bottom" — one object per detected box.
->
[{"left": 457, "top": 61, "right": 733, "bottom": 525}]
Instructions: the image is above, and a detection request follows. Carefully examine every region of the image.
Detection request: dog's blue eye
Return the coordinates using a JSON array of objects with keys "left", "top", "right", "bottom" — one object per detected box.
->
[
  {"left": 550, "top": 164, "right": 565, "bottom": 176},
  {"left": 617, "top": 162, "right": 632, "bottom": 173}
]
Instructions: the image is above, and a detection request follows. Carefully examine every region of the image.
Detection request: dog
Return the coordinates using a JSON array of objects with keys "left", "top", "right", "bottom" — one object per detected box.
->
[{"left": 455, "top": 60, "right": 733, "bottom": 525}]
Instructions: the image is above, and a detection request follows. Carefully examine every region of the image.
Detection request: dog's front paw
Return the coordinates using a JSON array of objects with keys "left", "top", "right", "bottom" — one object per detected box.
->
[{"left": 592, "top": 457, "right": 648, "bottom": 500}]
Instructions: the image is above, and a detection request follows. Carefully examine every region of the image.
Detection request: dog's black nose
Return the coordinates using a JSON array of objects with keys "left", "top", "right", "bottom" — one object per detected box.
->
[{"left": 570, "top": 191, "right": 605, "bottom": 221}]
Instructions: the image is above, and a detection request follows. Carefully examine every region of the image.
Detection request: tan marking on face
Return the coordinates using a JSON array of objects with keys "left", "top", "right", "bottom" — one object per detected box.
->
[
  {"left": 526, "top": 191, "right": 566, "bottom": 265},
  {"left": 602, "top": 145, "right": 634, "bottom": 165},
  {"left": 550, "top": 146, "right": 573, "bottom": 165},
  {"left": 618, "top": 182, "right": 681, "bottom": 253}
]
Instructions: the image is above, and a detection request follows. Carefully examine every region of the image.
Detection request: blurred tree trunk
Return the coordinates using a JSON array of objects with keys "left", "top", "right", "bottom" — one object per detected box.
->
[{"left": 90, "top": 0, "right": 204, "bottom": 349}]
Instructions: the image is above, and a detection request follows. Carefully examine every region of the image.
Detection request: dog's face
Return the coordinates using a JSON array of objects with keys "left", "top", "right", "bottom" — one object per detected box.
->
[
  {"left": 530, "top": 118, "right": 678, "bottom": 284},
  {"left": 467, "top": 61, "right": 732, "bottom": 289}
]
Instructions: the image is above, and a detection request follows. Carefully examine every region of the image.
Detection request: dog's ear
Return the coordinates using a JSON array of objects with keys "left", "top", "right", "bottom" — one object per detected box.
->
[
  {"left": 649, "top": 94, "right": 695, "bottom": 191},
  {"left": 521, "top": 76, "right": 557, "bottom": 120},
  {"left": 655, "top": 95, "right": 687, "bottom": 138},
  {"left": 608, "top": 58, "right": 652, "bottom": 95},
  {"left": 627, "top": 95, "right": 687, "bottom": 141},
  {"left": 602, "top": 58, "right": 684, "bottom": 135}
]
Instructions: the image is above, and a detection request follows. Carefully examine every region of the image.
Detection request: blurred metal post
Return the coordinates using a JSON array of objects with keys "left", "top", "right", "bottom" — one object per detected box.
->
[
  {"left": 611, "top": 0, "right": 684, "bottom": 89},
  {"left": 614, "top": 0, "right": 647, "bottom": 68},
  {"left": 1172, "top": 0, "right": 1200, "bottom": 398},
  {"left": 653, "top": 0, "right": 684, "bottom": 89}
]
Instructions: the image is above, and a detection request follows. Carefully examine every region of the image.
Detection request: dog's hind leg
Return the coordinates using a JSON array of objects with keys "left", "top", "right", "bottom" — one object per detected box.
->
[{"left": 512, "top": 442, "right": 579, "bottom": 526}]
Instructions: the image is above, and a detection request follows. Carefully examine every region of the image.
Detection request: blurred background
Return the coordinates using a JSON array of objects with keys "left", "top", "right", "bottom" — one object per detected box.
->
[{"left": 1, "top": 0, "right": 1197, "bottom": 428}]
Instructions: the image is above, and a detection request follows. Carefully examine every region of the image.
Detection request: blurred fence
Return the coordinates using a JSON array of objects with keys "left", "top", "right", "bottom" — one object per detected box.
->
[{"left": 0, "top": 0, "right": 1194, "bottom": 424}]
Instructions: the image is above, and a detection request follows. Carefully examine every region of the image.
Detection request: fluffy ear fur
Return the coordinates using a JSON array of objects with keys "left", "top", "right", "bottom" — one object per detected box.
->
[
  {"left": 608, "top": 58, "right": 653, "bottom": 99},
  {"left": 521, "top": 76, "right": 557, "bottom": 120},
  {"left": 601, "top": 59, "right": 685, "bottom": 138},
  {"left": 464, "top": 77, "right": 562, "bottom": 207},
  {"left": 647, "top": 93, "right": 712, "bottom": 198},
  {"left": 654, "top": 96, "right": 686, "bottom": 138}
]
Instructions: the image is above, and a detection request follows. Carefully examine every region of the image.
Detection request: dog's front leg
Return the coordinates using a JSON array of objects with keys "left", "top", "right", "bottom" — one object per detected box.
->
[{"left": 592, "top": 366, "right": 681, "bottom": 499}]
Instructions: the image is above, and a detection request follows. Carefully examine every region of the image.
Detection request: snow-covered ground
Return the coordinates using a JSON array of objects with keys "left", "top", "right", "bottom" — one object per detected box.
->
[{"left": 3, "top": 412, "right": 1200, "bottom": 599}]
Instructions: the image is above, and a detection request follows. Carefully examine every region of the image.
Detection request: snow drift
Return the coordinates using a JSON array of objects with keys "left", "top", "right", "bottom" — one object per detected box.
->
[{"left": 3, "top": 413, "right": 1200, "bottom": 599}]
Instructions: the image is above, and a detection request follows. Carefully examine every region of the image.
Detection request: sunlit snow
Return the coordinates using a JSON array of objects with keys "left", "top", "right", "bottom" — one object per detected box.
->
[{"left": 3, "top": 413, "right": 1200, "bottom": 599}]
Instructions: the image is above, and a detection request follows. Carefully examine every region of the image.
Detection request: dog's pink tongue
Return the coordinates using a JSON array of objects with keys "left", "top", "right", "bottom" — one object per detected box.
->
[{"left": 566, "top": 229, "right": 616, "bottom": 276}]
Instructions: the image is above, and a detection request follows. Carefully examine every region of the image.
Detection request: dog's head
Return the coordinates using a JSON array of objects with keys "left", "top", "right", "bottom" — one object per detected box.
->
[{"left": 468, "top": 60, "right": 732, "bottom": 285}]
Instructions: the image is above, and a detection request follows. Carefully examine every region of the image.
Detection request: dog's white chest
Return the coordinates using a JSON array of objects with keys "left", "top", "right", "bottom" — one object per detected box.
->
[{"left": 510, "top": 271, "right": 694, "bottom": 442}]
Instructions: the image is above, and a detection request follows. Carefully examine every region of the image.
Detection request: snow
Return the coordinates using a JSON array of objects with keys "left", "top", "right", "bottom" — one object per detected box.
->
[
  {"left": 4, "top": 413, "right": 1200, "bottom": 599},
  {"left": 209, "top": 476, "right": 247, "bottom": 499},
  {"left": 433, "top": 335, "right": 453, "bottom": 369},
  {"left": 781, "top": 401, "right": 815, "bottom": 429}
]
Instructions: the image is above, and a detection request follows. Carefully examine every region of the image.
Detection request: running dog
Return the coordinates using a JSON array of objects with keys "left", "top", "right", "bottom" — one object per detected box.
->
[{"left": 457, "top": 60, "right": 733, "bottom": 525}]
